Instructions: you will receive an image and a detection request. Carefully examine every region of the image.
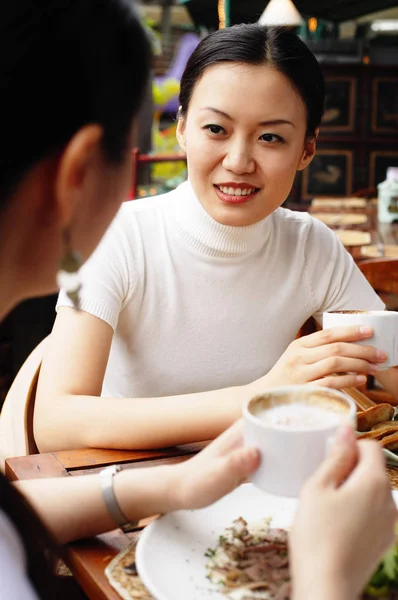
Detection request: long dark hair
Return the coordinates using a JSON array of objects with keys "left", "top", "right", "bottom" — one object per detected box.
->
[
  {"left": 0, "top": 1, "right": 150, "bottom": 597},
  {"left": 179, "top": 24, "right": 325, "bottom": 137},
  {"left": 0, "top": 0, "right": 151, "bottom": 204}
]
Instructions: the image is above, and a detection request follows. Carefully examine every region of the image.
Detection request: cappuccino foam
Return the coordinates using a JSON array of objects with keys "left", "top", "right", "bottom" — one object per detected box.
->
[{"left": 258, "top": 402, "right": 343, "bottom": 431}]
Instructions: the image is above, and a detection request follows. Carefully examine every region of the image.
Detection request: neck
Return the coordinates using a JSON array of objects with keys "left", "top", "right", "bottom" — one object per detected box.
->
[
  {"left": 0, "top": 167, "right": 62, "bottom": 323},
  {"left": 0, "top": 291, "right": 19, "bottom": 323},
  {"left": 0, "top": 225, "right": 26, "bottom": 322},
  {"left": 0, "top": 189, "right": 36, "bottom": 322},
  {"left": 170, "top": 181, "right": 271, "bottom": 258}
]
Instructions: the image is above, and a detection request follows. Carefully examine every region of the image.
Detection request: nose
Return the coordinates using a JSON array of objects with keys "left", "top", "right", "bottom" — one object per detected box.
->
[{"left": 222, "top": 137, "right": 255, "bottom": 175}]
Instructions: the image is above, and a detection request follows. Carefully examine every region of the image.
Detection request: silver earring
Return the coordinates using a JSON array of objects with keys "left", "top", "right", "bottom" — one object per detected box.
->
[{"left": 56, "top": 229, "right": 82, "bottom": 310}]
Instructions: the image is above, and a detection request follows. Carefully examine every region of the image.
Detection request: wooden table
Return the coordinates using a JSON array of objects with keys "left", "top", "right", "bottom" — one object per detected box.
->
[
  {"left": 6, "top": 444, "right": 205, "bottom": 600},
  {"left": 308, "top": 199, "right": 398, "bottom": 261},
  {"left": 6, "top": 445, "right": 398, "bottom": 600}
]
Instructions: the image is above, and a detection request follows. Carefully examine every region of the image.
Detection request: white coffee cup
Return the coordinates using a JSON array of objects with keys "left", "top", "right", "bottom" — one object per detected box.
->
[
  {"left": 323, "top": 310, "right": 398, "bottom": 369},
  {"left": 243, "top": 385, "right": 356, "bottom": 498}
]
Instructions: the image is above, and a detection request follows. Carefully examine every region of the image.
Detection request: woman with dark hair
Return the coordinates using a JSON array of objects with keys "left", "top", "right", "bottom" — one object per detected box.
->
[
  {"left": 37, "top": 24, "right": 397, "bottom": 455},
  {"left": 0, "top": 8, "right": 396, "bottom": 599},
  {"left": 0, "top": 3, "right": 263, "bottom": 597}
]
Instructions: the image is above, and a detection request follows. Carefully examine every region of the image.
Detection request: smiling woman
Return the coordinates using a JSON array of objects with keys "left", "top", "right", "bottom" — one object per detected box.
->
[
  {"left": 176, "top": 26, "right": 322, "bottom": 227},
  {"left": 34, "top": 24, "right": 398, "bottom": 457},
  {"left": 177, "top": 62, "right": 314, "bottom": 226}
]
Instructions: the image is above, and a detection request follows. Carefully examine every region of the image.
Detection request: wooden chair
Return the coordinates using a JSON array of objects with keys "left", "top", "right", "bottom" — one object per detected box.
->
[
  {"left": 359, "top": 257, "right": 398, "bottom": 306},
  {"left": 0, "top": 337, "right": 48, "bottom": 471},
  {"left": 358, "top": 257, "right": 398, "bottom": 403}
]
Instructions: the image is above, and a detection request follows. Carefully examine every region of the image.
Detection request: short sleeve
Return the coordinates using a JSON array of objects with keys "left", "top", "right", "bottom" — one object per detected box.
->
[
  {"left": 56, "top": 205, "right": 139, "bottom": 331},
  {"left": 304, "top": 218, "right": 385, "bottom": 323}
]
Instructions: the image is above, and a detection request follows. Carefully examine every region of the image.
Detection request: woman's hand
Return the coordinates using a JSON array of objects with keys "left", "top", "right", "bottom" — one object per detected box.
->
[
  {"left": 291, "top": 427, "right": 397, "bottom": 600},
  {"left": 256, "top": 326, "right": 387, "bottom": 391},
  {"left": 174, "top": 421, "right": 260, "bottom": 510}
]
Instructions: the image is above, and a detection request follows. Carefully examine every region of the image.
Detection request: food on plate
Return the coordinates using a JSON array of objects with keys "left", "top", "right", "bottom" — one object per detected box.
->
[
  {"left": 205, "top": 517, "right": 290, "bottom": 600},
  {"left": 381, "top": 432, "right": 398, "bottom": 452},
  {"left": 206, "top": 518, "right": 398, "bottom": 599},
  {"left": 373, "top": 421, "right": 398, "bottom": 431},
  {"left": 358, "top": 423, "right": 398, "bottom": 441},
  {"left": 356, "top": 403, "right": 398, "bottom": 451},
  {"left": 357, "top": 404, "right": 395, "bottom": 432}
]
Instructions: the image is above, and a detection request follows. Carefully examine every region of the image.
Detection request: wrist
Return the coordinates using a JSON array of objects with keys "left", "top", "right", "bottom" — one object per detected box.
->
[
  {"left": 111, "top": 465, "right": 182, "bottom": 524},
  {"left": 245, "top": 374, "right": 271, "bottom": 398},
  {"left": 162, "top": 464, "right": 186, "bottom": 512},
  {"left": 168, "top": 462, "right": 192, "bottom": 512},
  {"left": 292, "top": 569, "right": 357, "bottom": 600}
]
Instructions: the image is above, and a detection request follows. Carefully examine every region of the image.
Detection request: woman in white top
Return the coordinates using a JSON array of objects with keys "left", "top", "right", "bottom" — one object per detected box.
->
[
  {"left": 36, "top": 24, "right": 397, "bottom": 454},
  {"left": 0, "top": 3, "right": 395, "bottom": 600}
]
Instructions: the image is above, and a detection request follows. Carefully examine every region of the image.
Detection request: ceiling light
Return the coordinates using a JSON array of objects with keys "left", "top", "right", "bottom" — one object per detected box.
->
[
  {"left": 259, "top": 0, "right": 304, "bottom": 27},
  {"left": 371, "top": 20, "right": 398, "bottom": 32}
]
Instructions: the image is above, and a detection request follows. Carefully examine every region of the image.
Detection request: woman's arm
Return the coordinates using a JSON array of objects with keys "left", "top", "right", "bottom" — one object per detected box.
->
[
  {"left": 35, "top": 309, "right": 386, "bottom": 452},
  {"left": 34, "top": 308, "right": 250, "bottom": 452},
  {"left": 16, "top": 422, "right": 260, "bottom": 544}
]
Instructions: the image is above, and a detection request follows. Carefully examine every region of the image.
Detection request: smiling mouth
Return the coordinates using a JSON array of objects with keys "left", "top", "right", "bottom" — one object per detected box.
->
[
  {"left": 215, "top": 185, "right": 259, "bottom": 196},
  {"left": 214, "top": 184, "right": 260, "bottom": 204}
]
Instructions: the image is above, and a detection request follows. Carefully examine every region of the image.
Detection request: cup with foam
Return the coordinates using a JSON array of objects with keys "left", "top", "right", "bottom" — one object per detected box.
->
[{"left": 243, "top": 385, "right": 356, "bottom": 497}]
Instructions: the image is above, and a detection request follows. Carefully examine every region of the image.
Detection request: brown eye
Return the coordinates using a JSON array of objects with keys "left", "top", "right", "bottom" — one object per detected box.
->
[
  {"left": 260, "top": 133, "right": 284, "bottom": 143},
  {"left": 203, "top": 124, "right": 225, "bottom": 135}
]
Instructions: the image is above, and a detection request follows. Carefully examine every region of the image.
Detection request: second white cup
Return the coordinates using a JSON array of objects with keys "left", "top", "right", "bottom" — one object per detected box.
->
[{"left": 323, "top": 310, "right": 398, "bottom": 369}]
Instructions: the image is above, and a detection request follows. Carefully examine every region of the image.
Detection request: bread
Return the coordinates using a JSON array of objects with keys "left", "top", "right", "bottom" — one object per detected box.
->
[
  {"left": 357, "top": 404, "right": 394, "bottom": 432},
  {"left": 358, "top": 430, "right": 385, "bottom": 441},
  {"left": 371, "top": 420, "right": 398, "bottom": 431},
  {"left": 380, "top": 431, "right": 398, "bottom": 451},
  {"left": 358, "top": 423, "right": 398, "bottom": 441}
]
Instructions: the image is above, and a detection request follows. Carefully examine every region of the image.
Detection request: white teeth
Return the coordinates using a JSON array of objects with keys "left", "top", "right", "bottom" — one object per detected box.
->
[{"left": 218, "top": 186, "right": 255, "bottom": 196}]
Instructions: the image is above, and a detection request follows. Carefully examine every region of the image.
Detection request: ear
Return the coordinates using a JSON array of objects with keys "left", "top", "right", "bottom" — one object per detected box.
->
[
  {"left": 176, "top": 109, "right": 186, "bottom": 152},
  {"left": 55, "top": 124, "right": 103, "bottom": 227},
  {"left": 297, "top": 128, "right": 319, "bottom": 172}
]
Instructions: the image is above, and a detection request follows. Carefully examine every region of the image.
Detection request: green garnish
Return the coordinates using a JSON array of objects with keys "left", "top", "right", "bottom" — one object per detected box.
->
[{"left": 365, "top": 531, "right": 398, "bottom": 597}]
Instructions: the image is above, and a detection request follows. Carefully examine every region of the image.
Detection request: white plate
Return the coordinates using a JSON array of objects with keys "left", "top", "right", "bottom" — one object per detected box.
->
[
  {"left": 384, "top": 448, "right": 398, "bottom": 466},
  {"left": 136, "top": 484, "right": 398, "bottom": 600},
  {"left": 136, "top": 485, "right": 299, "bottom": 600}
]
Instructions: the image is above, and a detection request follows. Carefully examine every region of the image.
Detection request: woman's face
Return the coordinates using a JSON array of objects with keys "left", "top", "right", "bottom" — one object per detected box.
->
[
  {"left": 178, "top": 62, "right": 316, "bottom": 227},
  {"left": 7, "top": 124, "right": 135, "bottom": 306}
]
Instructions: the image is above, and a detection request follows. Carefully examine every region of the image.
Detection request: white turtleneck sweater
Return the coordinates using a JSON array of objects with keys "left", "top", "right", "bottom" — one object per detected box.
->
[{"left": 57, "top": 181, "right": 383, "bottom": 399}]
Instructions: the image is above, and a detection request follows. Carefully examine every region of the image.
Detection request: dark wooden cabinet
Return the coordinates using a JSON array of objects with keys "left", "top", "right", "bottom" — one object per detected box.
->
[{"left": 292, "top": 64, "right": 398, "bottom": 203}]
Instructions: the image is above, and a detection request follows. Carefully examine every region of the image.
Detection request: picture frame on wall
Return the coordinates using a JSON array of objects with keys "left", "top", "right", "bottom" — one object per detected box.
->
[
  {"left": 370, "top": 151, "right": 398, "bottom": 187},
  {"left": 321, "top": 76, "right": 356, "bottom": 132},
  {"left": 302, "top": 150, "right": 353, "bottom": 199},
  {"left": 372, "top": 77, "right": 398, "bottom": 134}
]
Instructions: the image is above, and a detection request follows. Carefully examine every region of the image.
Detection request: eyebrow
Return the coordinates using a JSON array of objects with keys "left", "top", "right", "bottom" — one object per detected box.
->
[{"left": 200, "top": 107, "right": 295, "bottom": 127}]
